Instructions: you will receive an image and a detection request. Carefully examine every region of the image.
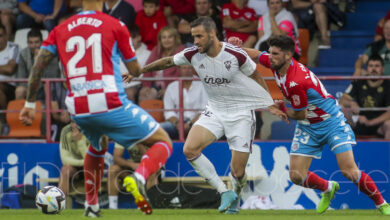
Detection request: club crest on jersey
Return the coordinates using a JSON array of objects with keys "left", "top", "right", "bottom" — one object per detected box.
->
[
  {"left": 199, "top": 64, "right": 205, "bottom": 69},
  {"left": 292, "top": 95, "right": 300, "bottom": 106},
  {"left": 224, "top": 61, "right": 232, "bottom": 71},
  {"left": 291, "top": 143, "right": 299, "bottom": 151}
]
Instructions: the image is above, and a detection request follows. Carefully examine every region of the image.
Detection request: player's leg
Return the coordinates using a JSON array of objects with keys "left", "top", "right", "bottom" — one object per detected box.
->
[
  {"left": 83, "top": 135, "right": 108, "bottom": 217},
  {"left": 58, "top": 165, "right": 77, "bottom": 195},
  {"left": 336, "top": 149, "right": 389, "bottom": 214}
]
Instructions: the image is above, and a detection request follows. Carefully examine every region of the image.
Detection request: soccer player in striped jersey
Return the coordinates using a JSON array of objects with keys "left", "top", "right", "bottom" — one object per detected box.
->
[
  {"left": 134, "top": 16, "right": 287, "bottom": 214},
  {"left": 19, "top": 0, "right": 173, "bottom": 217},
  {"left": 229, "top": 34, "right": 390, "bottom": 215}
]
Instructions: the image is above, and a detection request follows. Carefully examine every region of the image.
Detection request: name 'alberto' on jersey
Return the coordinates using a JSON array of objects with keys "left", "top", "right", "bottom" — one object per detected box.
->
[
  {"left": 258, "top": 52, "right": 340, "bottom": 126},
  {"left": 42, "top": 11, "right": 137, "bottom": 116},
  {"left": 173, "top": 42, "right": 274, "bottom": 112}
]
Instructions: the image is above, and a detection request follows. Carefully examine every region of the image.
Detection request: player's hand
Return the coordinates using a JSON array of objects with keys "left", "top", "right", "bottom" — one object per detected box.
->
[
  {"left": 269, "top": 105, "right": 289, "bottom": 124},
  {"left": 19, "top": 107, "right": 36, "bottom": 126},
  {"left": 122, "top": 73, "right": 134, "bottom": 83},
  {"left": 228, "top": 37, "right": 243, "bottom": 48}
]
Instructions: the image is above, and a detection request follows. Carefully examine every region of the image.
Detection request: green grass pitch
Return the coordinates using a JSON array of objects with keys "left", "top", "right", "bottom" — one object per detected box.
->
[{"left": 0, "top": 209, "right": 386, "bottom": 220}]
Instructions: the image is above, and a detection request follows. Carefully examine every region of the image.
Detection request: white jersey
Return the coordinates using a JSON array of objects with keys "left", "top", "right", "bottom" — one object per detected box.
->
[{"left": 173, "top": 42, "right": 274, "bottom": 112}]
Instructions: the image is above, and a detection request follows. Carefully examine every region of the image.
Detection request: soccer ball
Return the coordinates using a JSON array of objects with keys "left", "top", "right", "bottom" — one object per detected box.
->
[{"left": 35, "top": 186, "right": 66, "bottom": 214}]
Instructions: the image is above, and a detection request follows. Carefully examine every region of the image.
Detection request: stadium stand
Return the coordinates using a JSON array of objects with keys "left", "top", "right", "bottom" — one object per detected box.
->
[
  {"left": 6, "top": 99, "right": 42, "bottom": 137},
  {"left": 13, "top": 28, "right": 48, "bottom": 50}
]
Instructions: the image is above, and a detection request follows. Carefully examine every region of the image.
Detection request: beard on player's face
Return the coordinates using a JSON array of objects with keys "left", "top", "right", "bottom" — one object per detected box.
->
[
  {"left": 271, "top": 60, "right": 285, "bottom": 71},
  {"left": 199, "top": 35, "right": 213, "bottom": 53}
]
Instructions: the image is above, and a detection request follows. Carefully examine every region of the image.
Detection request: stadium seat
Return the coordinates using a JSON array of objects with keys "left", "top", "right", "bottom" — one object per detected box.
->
[
  {"left": 271, "top": 120, "right": 296, "bottom": 140},
  {"left": 139, "top": 99, "right": 165, "bottom": 122},
  {"left": 14, "top": 28, "right": 49, "bottom": 50},
  {"left": 6, "top": 99, "right": 42, "bottom": 137},
  {"left": 256, "top": 64, "right": 283, "bottom": 100},
  {"left": 298, "top": 28, "right": 310, "bottom": 66}
]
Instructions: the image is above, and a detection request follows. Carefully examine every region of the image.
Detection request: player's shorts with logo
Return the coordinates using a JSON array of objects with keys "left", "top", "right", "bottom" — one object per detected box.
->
[
  {"left": 290, "top": 113, "right": 356, "bottom": 159},
  {"left": 194, "top": 106, "right": 256, "bottom": 153},
  {"left": 72, "top": 100, "right": 159, "bottom": 151}
]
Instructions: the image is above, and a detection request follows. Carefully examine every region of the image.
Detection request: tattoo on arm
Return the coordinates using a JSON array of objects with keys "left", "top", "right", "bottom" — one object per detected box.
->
[
  {"left": 26, "top": 49, "right": 55, "bottom": 102},
  {"left": 141, "top": 56, "right": 176, "bottom": 73}
]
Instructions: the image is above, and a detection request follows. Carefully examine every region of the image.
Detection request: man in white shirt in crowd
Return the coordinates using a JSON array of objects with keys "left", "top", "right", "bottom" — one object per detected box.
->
[
  {"left": 161, "top": 64, "right": 208, "bottom": 139},
  {"left": 134, "top": 17, "right": 287, "bottom": 214}
]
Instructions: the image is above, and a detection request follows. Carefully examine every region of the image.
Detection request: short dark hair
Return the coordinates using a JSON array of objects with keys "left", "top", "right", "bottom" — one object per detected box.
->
[
  {"left": 267, "top": 35, "right": 295, "bottom": 54},
  {"left": 27, "top": 28, "right": 43, "bottom": 41},
  {"left": 190, "top": 16, "right": 217, "bottom": 33},
  {"left": 130, "top": 26, "right": 140, "bottom": 37},
  {"left": 143, "top": 0, "right": 159, "bottom": 5},
  {"left": 368, "top": 54, "right": 384, "bottom": 66}
]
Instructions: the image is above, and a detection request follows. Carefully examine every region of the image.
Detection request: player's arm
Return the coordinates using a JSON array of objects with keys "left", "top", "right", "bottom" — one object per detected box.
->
[
  {"left": 113, "top": 147, "right": 139, "bottom": 170},
  {"left": 354, "top": 53, "right": 368, "bottom": 76},
  {"left": 249, "top": 69, "right": 269, "bottom": 92},
  {"left": 228, "top": 37, "right": 262, "bottom": 61},
  {"left": 141, "top": 56, "right": 176, "bottom": 73},
  {"left": 26, "top": 49, "right": 54, "bottom": 102},
  {"left": 286, "top": 108, "right": 307, "bottom": 120}
]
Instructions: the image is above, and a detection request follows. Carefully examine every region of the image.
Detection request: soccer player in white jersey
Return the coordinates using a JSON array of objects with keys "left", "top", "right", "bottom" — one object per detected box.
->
[{"left": 130, "top": 17, "right": 287, "bottom": 214}]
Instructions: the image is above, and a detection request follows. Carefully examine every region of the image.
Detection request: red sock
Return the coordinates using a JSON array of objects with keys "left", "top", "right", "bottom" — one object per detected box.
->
[
  {"left": 135, "top": 141, "right": 172, "bottom": 180},
  {"left": 355, "top": 171, "right": 385, "bottom": 206},
  {"left": 84, "top": 145, "right": 107, "bottom": 205},
  {"left": 301, "top": 171, "right": 329, "bottom": 192}
]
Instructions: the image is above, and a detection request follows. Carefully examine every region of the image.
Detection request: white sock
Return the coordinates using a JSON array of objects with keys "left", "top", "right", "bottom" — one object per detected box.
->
[
  {"left": 189, "top": 154, "right": 228, "bottom": 194},
  {"left": 109, "top": 195, "right": 118, "bottom": 209},
  {"left": 325, "top": 181, "right": 333, "bottom": 193},
  {"left": 85, "top": 202, "right": 99, "bottom": 212},
  {"left": 134, "top": 172, "right": 146, "bottom": 185},
  {"left": 229, "top": 172, "right": 247, "bottom": 196},
  {"left": 377, "top": 201, "right": 387, "bottom": 208}
]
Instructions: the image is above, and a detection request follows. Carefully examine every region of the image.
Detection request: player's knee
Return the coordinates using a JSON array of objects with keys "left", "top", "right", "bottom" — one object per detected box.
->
[
  {"left": 289, "top": 171, "right": 305, "bottom": 185},
  {"left": 341, "top": 169, "right": 360, "bottom": 182},
  {"left": 183, "top": 145, "right": 200, "bottom": 160},
  {"left": 230, "top": 168, "right": 245, "bottom": 179},
  {"left": 61, "top": 165, "right": 75, "bottom": 177},
  {"left": 108, "top": 164, "right": 121, "bottom": 175},
  {"left": 100, "top": 135, "right": 109, "bottom": 149}
]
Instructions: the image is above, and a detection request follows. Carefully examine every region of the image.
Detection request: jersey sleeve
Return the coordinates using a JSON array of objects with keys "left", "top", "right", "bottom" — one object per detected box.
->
[
  {"left": 289, "top": 84, "right": 308, "bottom": 110},
  {"left": 115, "top": 21, "right": 137, "bottom": 63},
  {"left": 173, "top": 48, "right": 194, "bottom": 65},
  {"left": 240, "top": 52, "right": 257, "bottom": 76},
  {"left": 41, "top": 28, "right": 58, "bottom": 55},
  {"left": 257, "top": 51, "right": 271, "bottom": 68}
]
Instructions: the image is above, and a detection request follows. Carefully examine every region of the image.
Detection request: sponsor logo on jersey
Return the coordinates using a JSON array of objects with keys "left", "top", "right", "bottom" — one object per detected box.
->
[
  {"left": 224, "top": 61, "right": 232, "bottom": 71},
  {"left": 71, "top": 80, "right": 107, "bottom": 92},
  {"left": 204, "top": 75, "right": 231, "bottom": 85},
  {"left": 292, "top": 95, "right": 300, "bottom": 106},
  {"left": 244, "top": 12, "right": 252, "bottom": 18},
  {"left": 289, "top": 81, "right": 298, "bottom": 88}
]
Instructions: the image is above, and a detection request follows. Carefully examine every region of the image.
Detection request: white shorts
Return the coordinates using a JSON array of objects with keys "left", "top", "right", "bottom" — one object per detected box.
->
[{"left": 194, "top": 106, "right": 256, "bottom": 153}]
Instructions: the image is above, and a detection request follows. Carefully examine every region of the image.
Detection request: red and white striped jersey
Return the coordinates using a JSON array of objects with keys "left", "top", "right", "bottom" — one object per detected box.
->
[
  {"left": 173, "top": 42, "right": 274, "bottom": 112},
  {"left": 42, "top": 11, "right": 137, "bottom": 116}
]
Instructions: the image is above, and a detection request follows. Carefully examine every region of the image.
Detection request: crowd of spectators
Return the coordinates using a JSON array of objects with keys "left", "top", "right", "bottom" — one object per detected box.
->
[{"left": 0, "top": 0, "right": 387, "bottom": 140}]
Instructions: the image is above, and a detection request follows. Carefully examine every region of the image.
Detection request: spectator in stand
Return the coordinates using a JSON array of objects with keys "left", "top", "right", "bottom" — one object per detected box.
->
[
  {"left": 354, "top": 19, "right": 390, "bottom": 76},
  {"left": 17, "top": 0, "right": 66, "bottom": 31},
  {"left": 135, "top": 0, "right": 168, "bottom": 51},
  {"left": 340, "top": 55, "right": 390, "bottom": 139},
  {"left": 160, "top": 0, "right": 196, "bottom": 27},
  {"left": 58, "top": 121, "right": 89, "bottom": 196},
  {"left": 139, "top": 26, "right": 185, "bottom": 102},
  {"left": 291, "top": 0, "right": 330, "bottom": 49},
  {"left": 178, "top": 0, "right": 223, "bottom": 45},
  {"left": 108, "top": 143, "right": 146, "bottom": 209},
  {"left": 0, "top": 24, "right": 18, "bottom": 112},
  {"left": 125, "top": 0, "right": 142, "bottom": 12},
  {"left": 103, "top": 0, "right": 136, "bottom": 29},
  {"left": 0, "top": 0, "right": 18, "bottom": 40},
  {"left": 221, "top": 0, "right": 258, "bottom": 48},
  {"left": 161, "top": 65, "right": 208, "bottom": 140},
  {"left": 374, "top": 10, "right": 390, "bottom": 42},
  {"left": 255, "top": 0, "right": 301, "bottom": 60},
  {"left": 121, "top": 26, "right": 151, "bottom": 103},
  {"left": 15, "top": 28, "right": 60, "bottom": 100}
]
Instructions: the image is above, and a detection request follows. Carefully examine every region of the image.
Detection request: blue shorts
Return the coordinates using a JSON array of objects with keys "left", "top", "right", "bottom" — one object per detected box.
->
[
  {"left": 72, "top": 102, "right": 159, "bottom": 151},
  {"left": 290, "top": 117, "right": 356, "bottom": 159}
]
